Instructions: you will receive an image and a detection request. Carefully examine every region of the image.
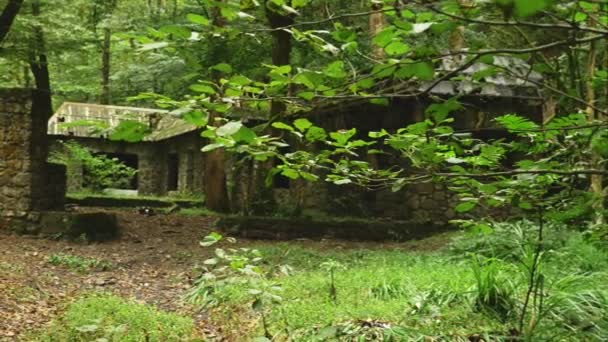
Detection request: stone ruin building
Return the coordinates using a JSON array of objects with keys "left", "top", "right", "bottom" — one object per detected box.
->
[
  {"left": 47, "top": 102, "right": 206, "bottom": 196},
  {"left": 1, "top": 56, "right": 544, "bottom": 233}
]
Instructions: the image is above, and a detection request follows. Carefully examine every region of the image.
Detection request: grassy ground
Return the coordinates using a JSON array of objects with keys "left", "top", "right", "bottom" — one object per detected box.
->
[
  {"left": 2, "top": 211, "right": 607, "bottom": 341},
  {"left": 195, "top": 228, "right": 608, "bottom": 341}
]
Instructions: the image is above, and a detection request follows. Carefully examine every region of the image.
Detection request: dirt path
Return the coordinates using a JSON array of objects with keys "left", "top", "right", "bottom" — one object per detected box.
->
[{"left": 0, "top": 210, "right": 222, "bottom": 341}]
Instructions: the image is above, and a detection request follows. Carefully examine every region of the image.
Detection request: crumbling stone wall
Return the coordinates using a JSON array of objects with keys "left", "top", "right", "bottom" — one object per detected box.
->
[
  {"left": 0, "top": 88, "right": 66, "bottom": 229},
  {"left": 0, "top": 89, "right": 36, "bottom": 218}
]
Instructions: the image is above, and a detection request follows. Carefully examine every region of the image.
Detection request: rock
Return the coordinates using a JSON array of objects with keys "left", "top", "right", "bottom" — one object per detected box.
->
[{"left": 39, "top": 211, "right": 120, "bottom": 241}]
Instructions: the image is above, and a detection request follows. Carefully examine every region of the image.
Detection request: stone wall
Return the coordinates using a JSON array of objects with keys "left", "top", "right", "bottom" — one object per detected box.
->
[
  {"left": 0, "top": 89, "right": 36, "bottom": 218},
  {"left": 0, "top": 88, "right": 66, "bottom": 229}
]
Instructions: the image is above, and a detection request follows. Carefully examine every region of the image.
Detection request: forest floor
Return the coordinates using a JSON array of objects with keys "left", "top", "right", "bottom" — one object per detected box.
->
[{"left": 0, "top": 209, "right": 446, "bottom": 341}]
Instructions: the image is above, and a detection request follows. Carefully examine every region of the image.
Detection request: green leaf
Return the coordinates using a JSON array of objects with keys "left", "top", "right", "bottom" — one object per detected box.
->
[
  {"left": 216, "top": 121, "right": 243, "bottom": 137},
  {"left": 187, "top": 13, "right": 210, "bottom": 26},
  {"left": 305, "top": 126, "right": 327, "bottom": 142},
  {"left": 272, "top": 122, "right": 294, "bottom": 131},
  {"left": 139, "top": 42, "right": 169, "bottom": 51},
  {"left": 455, "top": 201, "right": 477, "bottom": 213},
  {"left": 109, "top": 120, "right": 150, "bottom": 142},
  {"left": 411, "top": 62, "right": 435, "bottom": 81},
  {"left": 201, "top": 143, "right": 224, "bottom": 152},
  {"left": 324, "top": 61, "right": 347, "bottom": 79},
  {"left": 233, "top": 126, "right": 257, "bottom": 143},
  {"left": 210, "top": 63, "right": 233, "bottom": 73},
  {"left": 514, "top": 0, "right": 549, "bottom": 18},
  {"left": 190, "top": 84, "right": 216, "bottom": 94},
  {"left": 200, "top": 232, "right": 223, "bottom": 246},
  {"left": 294, "top": 118, "right": 313, "bottom": 132},
  {"left": 297, "top": 91, "right": 315, "bottom": 100},
  {"left": 229, "top": 75, "right": 252, "bottom": 86},
  {"left": 469, "top": 223, "right": 493, "bottom": 235},
  {"left": 574, "top": 12, "right": 588, "bottom": 23},
  {"left": 292, "top": 0, "right": 308, "bottom": 8},
  {"left": 330, "top": 128, "right": 357, "bottom": 146},
  {"left": 495, "top": 114, "right": 539, "bottom": 132},
  {"left": 372, "top": 28, "right": 396, "bottom": 48},
  {"left": 281, "top": 168, "right": 300, "bottom": 179},
  {"left": 159, "top": 25, "right": 191, "bottom": 39},
  {"left": 384, "top": 41, "right": 409, "bottom": 56},
  {"left": 181, "top": 110, "right": 208, "bottom": 127}
]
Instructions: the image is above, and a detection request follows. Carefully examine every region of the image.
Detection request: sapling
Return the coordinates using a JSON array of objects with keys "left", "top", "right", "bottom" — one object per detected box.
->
[{"left": 320, "top": 259, "right": 346, "bottom": 303}]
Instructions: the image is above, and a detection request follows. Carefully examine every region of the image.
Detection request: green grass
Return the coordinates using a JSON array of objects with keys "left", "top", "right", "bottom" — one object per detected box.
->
[
  {"left": 31, "top": 294, "right": 200, "bottom": 341},
  {"left": 66, "top": 191, "right": 204, "bottom": 203},
  {"left": 194, "top": 230, "right": 608, "bottom": 340},
  {"left": 47, "top": 253, "right": 114, "bottom": 273}
]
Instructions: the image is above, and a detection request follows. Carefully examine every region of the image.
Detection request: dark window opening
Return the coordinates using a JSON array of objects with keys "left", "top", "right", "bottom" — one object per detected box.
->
[
  {"left": 274, "top": 173, "right": 290, "bottom": 189},
  {"left": 167, "top": 153, "right": 179, "bottom": 191}
]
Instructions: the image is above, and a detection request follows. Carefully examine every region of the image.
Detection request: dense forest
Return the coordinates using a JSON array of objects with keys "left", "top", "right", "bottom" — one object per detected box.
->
[{"left": 1, "top": 0, "right": 608, "bottom": 341}]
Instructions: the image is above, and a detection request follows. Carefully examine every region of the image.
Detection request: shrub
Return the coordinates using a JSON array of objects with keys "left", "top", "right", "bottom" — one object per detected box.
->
[
  {"left": 470, "top": 255, "right": 515, "bottom": 321},
  {"left": 449, "top": 220, "right": 571, "bottom": 261},
  {"left": 50, "top": 141, "right": 137, "bottom": 192},
  {"left": 33, "top": 294, "right": 199, "bottom": 341}
]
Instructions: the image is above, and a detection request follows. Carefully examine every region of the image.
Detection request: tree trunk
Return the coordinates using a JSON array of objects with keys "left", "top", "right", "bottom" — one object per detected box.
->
[
  {"left": 29, "top": 0, "right": 53, "bottom": 120},
  {"left": 100, "top": 27, "right": 111, "bottom": 104},
  {"left": 265, "top": 0, "right": 294, "bottom": 114},
  {"left": 0, "top": 0, "right": 23, "bottom": 44},
  {"left": 243, "top": 1, "right": 296, "bottom": 216},
  {"left": 203, "top": 1, "right": 230, "bottom": 213},
  {"left": 369, "top": 1, "right": 385, "bottom": 60},
  {"left": 585, "top": 18, "right": 605, "bottom": 226}
]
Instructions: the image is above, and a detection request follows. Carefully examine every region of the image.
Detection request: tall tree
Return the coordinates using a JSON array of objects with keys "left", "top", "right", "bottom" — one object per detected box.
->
[
  {"left": 29, "top": 0, "right": 53, "bottom": 119},
  {"left": 369, "top": 0, "right": 385, "bottom": 60},
  {"left": 0, "top": 0, "right": 23, "bottom": 44}
]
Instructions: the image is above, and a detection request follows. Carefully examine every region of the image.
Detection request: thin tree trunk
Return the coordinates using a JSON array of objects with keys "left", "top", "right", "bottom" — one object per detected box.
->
[
  {"left": 100, "top": 27, "right": 111, "bottom": 104},
  {"left": 369, "top": 0, "right": 385, "bottom": 60},
  {"left": 23, "top": 63, "right": 31, "bottom": 88},
  {"left": 586, "top": 17, "right": 604, "bottom": 225},
  {"left": 0, "top": 0, "right": 23, "bottom": 44},
  {"left": 29, "top": 0, "right": 53, "bottom": 120}
]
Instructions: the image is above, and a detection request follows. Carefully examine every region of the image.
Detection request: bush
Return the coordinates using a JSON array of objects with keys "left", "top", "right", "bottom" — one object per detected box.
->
[
  {"left": 449, "top": 220, "right": 572, "bottom": 261},
  {"left": 50, "top": 141, "right": 137, "bottom": 192},
  {"left": 33, "top": 294, "right": 200, "bottom": 341}
]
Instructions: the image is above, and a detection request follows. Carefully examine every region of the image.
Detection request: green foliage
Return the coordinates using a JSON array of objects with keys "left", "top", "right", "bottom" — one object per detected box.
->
[
  {"left": 50, "top": 141, "right": 137, "bottom": 192},
  {"left": 470, "top": 255, "right": 515, "bottom": 320},
  {"left": 47, "top": 253, "right": 114, "bottom": 273},
  {"left": 189, "top": 234, "right": 608, "bottom": 340},
  {"left": 32, "top": 294, "right": 199, "bottom": 341}
]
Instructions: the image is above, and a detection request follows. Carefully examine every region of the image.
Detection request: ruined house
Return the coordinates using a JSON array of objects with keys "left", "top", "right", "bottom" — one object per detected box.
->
[
  {"left": 47, "top": 102, "right": 206, "bottom": 196},
  {"left": 42, "top": 57, "right": 544, "bottom": 225},
  {"left": 263, "top": 56, "right": 545, "bottom": 224}
]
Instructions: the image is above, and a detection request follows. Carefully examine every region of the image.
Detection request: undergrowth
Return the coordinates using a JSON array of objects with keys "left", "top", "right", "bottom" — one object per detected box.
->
[
  {"left": 47, "top": 253, "right": 114, "bottom": 273},
  {"left": 189, "top": 223, "right": 608, "bottom": 341},
  {"left": 31, "top": 294, "right": 200, "bottom": 341}
]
